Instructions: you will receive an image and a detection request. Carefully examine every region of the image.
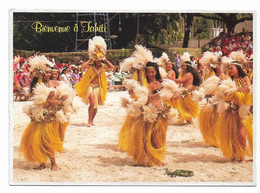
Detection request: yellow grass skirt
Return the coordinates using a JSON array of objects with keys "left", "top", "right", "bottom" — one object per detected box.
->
[
  {"left": 118, "top": 115, "right": 168, "bottom": 166},
  {"left": 198, "top": 103, "right": 220, "bottom": 147},
  {"left": 176, "top": 93, "right": 199, "bottom": 123},
  {"left": 216, "top": 110, "right": 253, "bottom": 160},
  {"left": 19, "top": 120, "right": 63, "bottom": 164}
]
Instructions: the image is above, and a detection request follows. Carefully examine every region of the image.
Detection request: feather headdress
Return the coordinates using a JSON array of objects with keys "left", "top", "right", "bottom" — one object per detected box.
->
[
  {"left": 199, "top": 51, "right": 218, "bottom": 67},
  {"left": 221, "top": 56, "right": 233, "bottom": 65},
  {"left": 158, "top": 67, "right": 167, "bottom": 79},
  {"left": 88, "top": 36, "right": 107, "bottom": 60},
  {"left": 157, "top": 52, "right": 169, "bottom": 67},
  {"left": 120, "top": 57, "right": 136, "bottom": 72},
  {"left": 123, "top": 79, "right": 138, "bottom": 90},
  {"left": 131, "top": 45, "right": 153, "bottom": 70},
  {"left": 180, "top": 52, "right": 191, "bottom": 64},
  {"left": 229, "top": 51, "right": 246, "bottom": 67},
  {"left": 29, "top": 55, "right": 53, "bottom": 77}
]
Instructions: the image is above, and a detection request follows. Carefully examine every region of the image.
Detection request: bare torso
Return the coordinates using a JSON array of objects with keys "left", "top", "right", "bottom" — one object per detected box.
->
[
  {"left": 148, "top": 80, "right": 163, "bottom": 110},
  {"left": 182, "top": 72, "right": 193, "bottom": 89}
]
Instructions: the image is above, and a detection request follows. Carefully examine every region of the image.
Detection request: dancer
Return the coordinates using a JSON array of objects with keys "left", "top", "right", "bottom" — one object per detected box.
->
[
  {"left": 198, "top": 75, "right": 221, "bottom": 147},
  {"left": 19, "top": 55, "right": 76, "bottom": 171},
  {"left": 157, "top": 52, "right": 178, "bottom": 81},
  {"left": 119, "top": 62, "right": 178, "bottom": 166},
  {"left": 173, "top": 59, "right": 202, "bottom": 125},
  {"left": 75, "top": 36, "right": 114, "bottom": 127},
  {"left": 49, "top": 67, "right": 60, "bottom": 88},
  {"left": 216, "top": 51, "right": 253, "bottom": 162},
  {"left": 198, "top": 52, "right": 223, "bottom": 146},
  {"left": 199, "top": 51, "right": 218, "bottom": 81}
]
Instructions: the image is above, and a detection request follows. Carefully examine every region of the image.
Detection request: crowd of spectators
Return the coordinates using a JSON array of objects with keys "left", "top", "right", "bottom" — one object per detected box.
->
[
  {"left": 13, "top": 31, "right": 253, "bottom": 101},
  {"left": 13, "top": 54, "right": 129, "bottom": 101},
  {"left": 172, "top": 31, "right": 253, "bottom": 78}
]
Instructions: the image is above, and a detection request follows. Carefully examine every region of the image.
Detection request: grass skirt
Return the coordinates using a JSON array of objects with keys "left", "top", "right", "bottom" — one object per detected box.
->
[
  {"left": 176, "top": 92, "right": 199, "bottom": 123},
  {"left": 19, "top": 119, "right": 63, "bottom": 164},
  {"left": 118, "top": 115, "right": 168, "bottom": 166},
  {"left": 198, "top": 103, "right": 220, "bottom": 147},
  {"left": 216, "top": 110, "right": 253, "bottom": 160}
]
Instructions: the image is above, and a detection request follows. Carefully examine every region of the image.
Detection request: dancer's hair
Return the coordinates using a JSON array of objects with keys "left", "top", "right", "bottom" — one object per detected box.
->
[
  {"left": 146, "top": 62, "right": 162, "bottom": 82},
  {"left": 185, "top": 61, "right": 201, "bottom": 86},
  {"left": 230, "top": 61, "right": 248, "bottom": 80},
  {"left": 172, "top": 63, "right": 179, "bottom": 79}
]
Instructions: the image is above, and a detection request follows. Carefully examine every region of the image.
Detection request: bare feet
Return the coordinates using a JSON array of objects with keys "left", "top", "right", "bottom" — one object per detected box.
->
[
  {"left": 231, "top": 158, "right": 239, "bottom": 163},
  {"left": 239, "top": 159, "right": 248, "bottom": 163},
  {"left": 158, "top": 162, "right": 165, "bottom": 166},
  {"left": 50, "top": 158, "right": 59, "bottom": 171},
  {"left": 34, "top": 163, "right": 46, "bottom": 170},
  {"left": 186, "top": 120, "right": 193, "bottom": 125},
  {"left": 87, "top": 122, "right": 95, "bottom": 127},
  {"left": 51, "top": 164, "right": 59, "bottom": 171}
]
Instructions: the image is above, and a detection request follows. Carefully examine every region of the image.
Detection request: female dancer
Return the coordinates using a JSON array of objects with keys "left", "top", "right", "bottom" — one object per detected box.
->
[
  {"left": 216, "top": 60, "right": 253, "bottom": 162},
  {"left": 19, "top": 55, "right": 75, "bottom": 170},
  {"left": 75, "top": 58, "right": 114, "bottom": 126},
  {"left": 173, "top": 61, "right": 201, "bottom": 124},
  {"left": 198, "top": 75, "right": 221, "bottom": 147},
  {"left": 119, "top": 62, "right": 176, "bottom": 166},
  {"left": 75, "top": 36, "right": 114, "bottom": 127}
]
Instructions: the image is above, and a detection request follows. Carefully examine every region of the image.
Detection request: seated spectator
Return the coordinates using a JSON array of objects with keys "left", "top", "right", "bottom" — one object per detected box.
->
[
  {"left": 17, "top": 73, "right": 31, "bottom": 101},
  {"left": 214, "top": 46, "right": 222, "bottom": 57},
  {"left": 106, "top": 68, "right": 115, "bottom": 86},
  {"left": 60, "top": 67, "right": 71, "bottom": 82},
  {"left": 71, "top": 68, "right": 81, "bottom": 87},
  {"left": 190, "top": 56, "right": 197, "bottom": 69}
]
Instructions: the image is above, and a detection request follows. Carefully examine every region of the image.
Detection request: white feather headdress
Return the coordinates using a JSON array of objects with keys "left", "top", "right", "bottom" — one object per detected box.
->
[
  {"left": 229, "top": 51, "right": 246, "bottom": 66},
  {"left": 88, "top": 36, "right": 107, "bottom": 60},
  {"left": 221, "top": 56, "right": 233, "bottom": 71},
  {"left": 157, "top": 52, "right": 169, "bottom": 67},
  {"left": 180, "top": 52, "right": 191, "bottom": 64},
  {"left": 221, "top": 56, "right": 233, "bottom": 65},
  {"left": 123, "top": 79, "right": 138, "bottom": 90},
  {"left": 29, "top": 55, "right": 53, "bottom": 77},
  {"left": 199, "top": 51, "right": 218, "bottom": 67},
  {"left": 131, "top": 45, "right": 153, "bottom": 69},
  {"left": 120, "top": 57, "right": 136, "bottom": 72},
  {"left": 159, "top": 67, "right": 167, "bottom": 79}
]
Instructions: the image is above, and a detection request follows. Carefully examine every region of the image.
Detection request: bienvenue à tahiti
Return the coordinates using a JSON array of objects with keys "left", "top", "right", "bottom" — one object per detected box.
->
[{"left": 31, "top": 21, "right": 107, "bottom": 33}]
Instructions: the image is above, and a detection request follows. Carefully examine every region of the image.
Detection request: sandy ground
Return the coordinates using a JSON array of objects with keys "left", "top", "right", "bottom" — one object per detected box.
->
[{"left": 12, "top": 91, "right": 254, "bottom": 185}]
